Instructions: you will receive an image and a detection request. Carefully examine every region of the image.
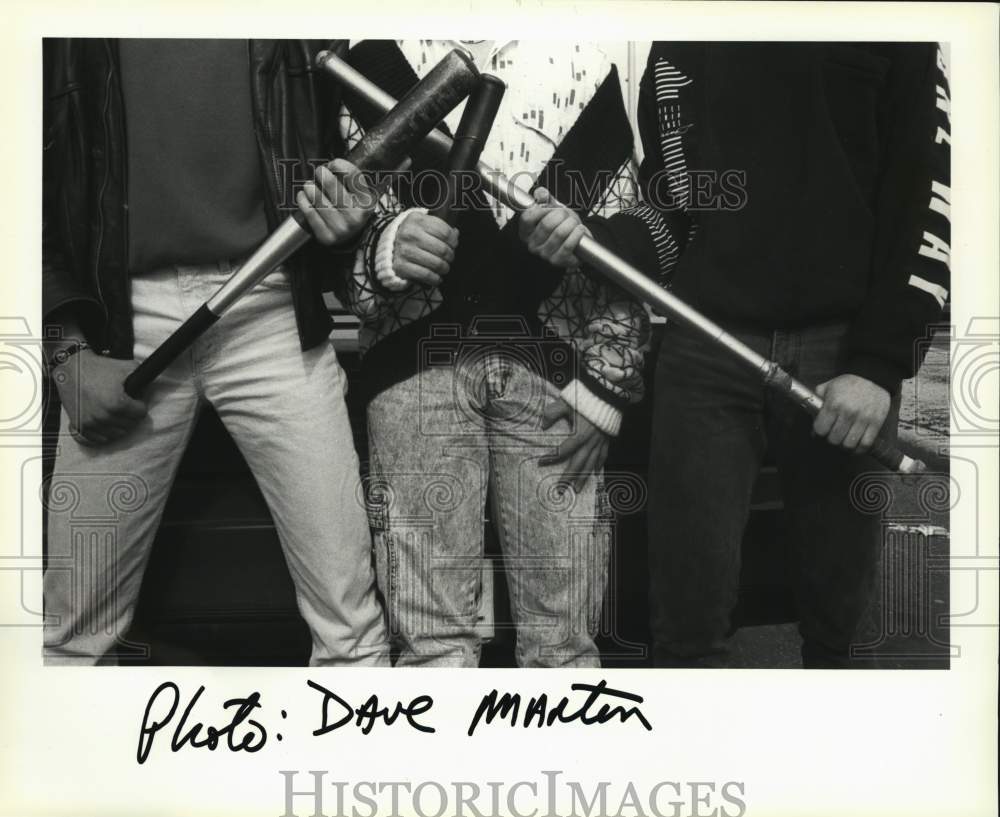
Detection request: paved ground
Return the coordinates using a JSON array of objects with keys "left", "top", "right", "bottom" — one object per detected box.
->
[
  {"left": 899, "top": 335, "right": 951, "bottom": 468},
  {"left": 728, "top": 531, "right": 950, "bottom": 669}
]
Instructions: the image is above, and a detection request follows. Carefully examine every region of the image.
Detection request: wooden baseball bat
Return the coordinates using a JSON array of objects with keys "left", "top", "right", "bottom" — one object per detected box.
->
[{"left": 429, "top": 73, "right": 506, "bottom": 225}]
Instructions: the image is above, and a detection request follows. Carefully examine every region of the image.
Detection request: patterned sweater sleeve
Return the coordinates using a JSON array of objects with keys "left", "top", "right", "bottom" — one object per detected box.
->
[
  {"left": 585, "top": 44, "right": 697, "bottom": 293},
  {"left": 556, "top": 155, "right": 652, "bottom": 437},
  {"left": 337, "top": 101, "right": 410, "bottom": 322},
  {"left": 555, "top": 45, "right": 703, "bottom": 434},
  {"left": 547, "top": 60, "right": 655, "bottom": 436},
  {"left": 550, "top": 46, "right": 704, "bottom": 435}
]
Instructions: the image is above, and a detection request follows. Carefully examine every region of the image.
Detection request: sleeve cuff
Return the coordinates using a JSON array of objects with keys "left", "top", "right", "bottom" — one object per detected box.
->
[
  {"left": 559, "top": 378, "right": 623, "bottom": 437},
  {"left": 374, "top": 208, "right": 427, "bottom": 292},
  {"left": 43, "top": 295, "right": 105, "bottom": 344},
  {"left": 585, "top": 209, "right": 662, "bottom": 281},
  {"left": 844, "top": 354, "right": 906, "bottom": 394}
]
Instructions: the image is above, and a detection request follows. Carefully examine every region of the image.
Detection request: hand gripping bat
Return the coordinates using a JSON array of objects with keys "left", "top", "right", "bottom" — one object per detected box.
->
[
  {"left": 122, "top": 48, "right": 478, "bottom": 399},
  {"left": 318, "top": 51, "right": 926, "bottom": 475}
]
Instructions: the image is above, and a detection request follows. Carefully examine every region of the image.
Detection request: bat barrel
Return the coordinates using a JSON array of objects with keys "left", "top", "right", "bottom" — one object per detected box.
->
[
  {"left": 318, "top": 49, "right": 456, "bottom": 162},
  {"left": 321, "top": 48, "right": 478, "bottom": 172}
]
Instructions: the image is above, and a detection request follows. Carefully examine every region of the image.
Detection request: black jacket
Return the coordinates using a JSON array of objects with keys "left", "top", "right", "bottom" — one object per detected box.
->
[
  {"left": 615, "top": 42, "right": 951, "bottom": 391},
  {"left": 42, "top": 38, "right": 350, "bottom": 356}
]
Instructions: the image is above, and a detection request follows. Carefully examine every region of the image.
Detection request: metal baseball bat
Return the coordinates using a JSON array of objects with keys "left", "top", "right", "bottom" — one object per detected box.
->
[
  {"left": 320, "top": 55, "right": 925, "bottom": 475},
  {"left": 123, "top": 48, "right": 478, "bottom": 399}
]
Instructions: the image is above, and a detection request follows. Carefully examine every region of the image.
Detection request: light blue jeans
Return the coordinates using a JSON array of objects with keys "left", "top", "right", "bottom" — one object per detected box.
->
[
  {"left": 44, "top": 261, "right": 389, "bottom": 666},
  {"left": 366, "top": 357, "right": 612, "bottom": 667}
]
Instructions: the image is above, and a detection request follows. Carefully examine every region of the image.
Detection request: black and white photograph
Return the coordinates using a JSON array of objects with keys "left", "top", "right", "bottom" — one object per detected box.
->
[
  {"left": 1, "top": 2, "right": 996, "bottom": 817},
  {"left": 38, "top": 35, "right": 952, "bottom": 670}
]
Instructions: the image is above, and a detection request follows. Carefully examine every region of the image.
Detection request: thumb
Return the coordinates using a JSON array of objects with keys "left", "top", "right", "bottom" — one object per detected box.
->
[
  {"left": 119, "top": 391, "right": 149, "bottom": 417},
  {"left": 540, "top": 398, "right": 570, "bottom": 430},
  {"left": 351, "top": 167, "right": 378, "bottom": 200},
  {"left": 533, "top": 186, "right": 552, "bottom": 205},
  {"left": 815, "top": 381, "right": 829, "bottom": 399}
]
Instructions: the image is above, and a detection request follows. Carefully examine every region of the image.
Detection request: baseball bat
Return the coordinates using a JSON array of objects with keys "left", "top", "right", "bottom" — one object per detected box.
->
[
  {"left": 318, "top": 54, "right": 925, "bottom": 475},
  {"left": 429, "top": 73, "right": 506, "bottom": 225},
  {"left": 123, "top": 47, "right": 478, "bottom": 398}
]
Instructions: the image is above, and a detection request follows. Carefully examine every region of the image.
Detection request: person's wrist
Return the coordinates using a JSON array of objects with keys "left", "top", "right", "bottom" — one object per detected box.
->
[
  {"left": 47, "top": 339, "right": 91, "bottom": 372},
  {"left": 559, "top": 379, "right": 623, "bottom": 437},
  {"left": 376, "top": 209, "right": 426, "bottom": 291}
]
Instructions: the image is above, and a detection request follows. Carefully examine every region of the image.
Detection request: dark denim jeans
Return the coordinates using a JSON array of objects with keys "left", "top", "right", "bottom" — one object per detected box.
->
[{"left": 648, "top": 319, "right": 900, "bottom": 668}]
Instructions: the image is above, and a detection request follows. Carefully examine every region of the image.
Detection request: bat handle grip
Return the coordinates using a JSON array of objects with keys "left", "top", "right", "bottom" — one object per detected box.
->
[
  {"left": 868, "top": 436, "right": 926, "bottom": 474},
  {"left": 431, "top": 147, "right": 473, "bottom": 226},
  {"left": 430, "top": 74, "right": 506, "bottom": 226},
  {"left": 777, "top": 366, "right": 926, "bottom": 474},
  {"left": 123, "top": 305, "right": 219, "bottom": 398}
]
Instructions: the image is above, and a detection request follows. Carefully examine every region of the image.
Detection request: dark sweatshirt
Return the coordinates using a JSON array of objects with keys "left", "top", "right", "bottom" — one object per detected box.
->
[{"left": 596, "top": 42, "right": 951, "bottom": 392}]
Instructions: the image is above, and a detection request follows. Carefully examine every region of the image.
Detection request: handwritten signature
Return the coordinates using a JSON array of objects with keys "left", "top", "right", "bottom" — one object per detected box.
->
[{"left": 136, "top": 679, "right": 652, "bottom": 763}]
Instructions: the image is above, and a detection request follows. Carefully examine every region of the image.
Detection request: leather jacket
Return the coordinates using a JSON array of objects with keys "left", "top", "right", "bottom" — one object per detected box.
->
[{"left": 42, "top": 38, "right": 350, "bottom": 356}]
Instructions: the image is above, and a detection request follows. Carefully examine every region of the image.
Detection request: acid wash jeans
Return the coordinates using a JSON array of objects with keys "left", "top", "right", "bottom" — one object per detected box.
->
[
  {"left": 365, "top": 351, "right": 613, "bottom": 668},
  {"left": 44, "top": 261, "right": 389, "bottom": 666},
  {"left": 648, "top": 319, "right": 901, "bottom": 669}
]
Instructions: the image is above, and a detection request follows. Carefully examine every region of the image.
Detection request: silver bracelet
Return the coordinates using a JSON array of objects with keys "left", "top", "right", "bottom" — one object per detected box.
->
[{"left": 48, "top": 340, "right": 91, "bottom": 371}]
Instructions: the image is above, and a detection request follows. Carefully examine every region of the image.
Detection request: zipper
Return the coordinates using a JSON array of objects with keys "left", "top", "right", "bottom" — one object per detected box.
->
[
  {"left": 116, "top": 40, "right": 130, "bottom": 343},
  {"left": 249, "top": 40, "right": 283, "bottom": 227},
  {"left": 91, "top": 41, "right": 116, "bottom": 344}
]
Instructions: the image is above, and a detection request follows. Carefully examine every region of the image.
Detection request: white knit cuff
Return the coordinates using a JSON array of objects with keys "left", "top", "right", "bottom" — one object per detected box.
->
[
  {"left": 559, "top": 378, "right": 623, "bottom": 437},
  {"left": 374, "top": 208, "right": 428, "bottom": 292}
]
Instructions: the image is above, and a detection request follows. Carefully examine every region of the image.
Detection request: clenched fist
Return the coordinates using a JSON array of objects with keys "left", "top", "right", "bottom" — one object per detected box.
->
[
  {"left": 391, "top": 210, "right": 458, "bottom": 287},
  {"left": 53, "top": 350, "right": 148, "bottom": 446},
  {"left": 296, "top": 158, "right": 378, "bottom": 246},
  {"left": 519, "top": 186, "right": 591, "bottom": 269},
  {"left": 813, "top": 374, "right": 892, "bottom": 454}
]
